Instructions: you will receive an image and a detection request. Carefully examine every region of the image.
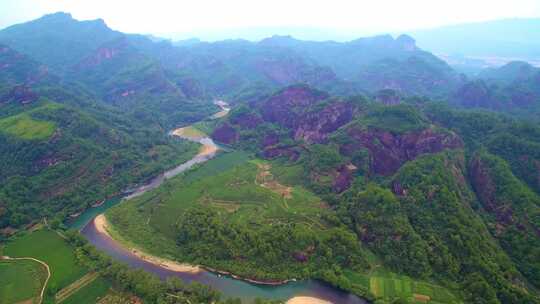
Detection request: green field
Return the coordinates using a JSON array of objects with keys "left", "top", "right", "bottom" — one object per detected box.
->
[
  {"left": 4, "top": 230, "right": 88, "bottom": 293},
  {"left": 345, "top": 269, "right": 461, "bottom": 304},
  {"left": 107, "top": 152, "right": 335, "bottom": 269},
  {"left": 0, "top": 112, "right": 56, "bottom": 140},
  {"left": 0, "top": 259, "right": 47, "bottom": 304},
  {"left": 61, "top": 276, "right": 111, "bottom": 304},
  {"left": 177, "top": 125, "right": 207, "bottom": 138}
]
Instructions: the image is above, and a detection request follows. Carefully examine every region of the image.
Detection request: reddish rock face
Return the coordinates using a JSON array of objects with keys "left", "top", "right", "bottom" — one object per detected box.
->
[
  {"left": 76, "top": 38, "right": 128, "bottom": 68},
  {"left": 333, "top": 164, "right": 356, "bottom": 193},
  {"left": 211, "top": 123, "right": 238, "bottom": 144},
  {"left": 292, "top": 251, "right": 308, "bottom": 263},
  {"left": 260, "top": 86, "right": 329, "bottom": 129},
  {"left": 341, "top": 127, "right": 463, "bottom": 176},
  {"left": 261, "top": 132, "right": 280, "bottom": 147},
  {"left": 230, "top": 112, "right": 263, "bottom": 129},
  {"left": 2, "top": 85, "right": 38, "bottom": 105},
  {"left": 294, "top": 101, "right": 355, "bottom": 143},
  {"left": 262, "top": 146, "right": 300, "bottom": 161},
  {"left": 469, "top": 156, "right": 515, "bottom": 225}
]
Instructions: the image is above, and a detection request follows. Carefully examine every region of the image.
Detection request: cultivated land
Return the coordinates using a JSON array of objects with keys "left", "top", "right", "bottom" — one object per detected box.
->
[
  {"left": 344, "top": 268, "right": 461, "bottom": 304},
  {"left": 106, "top": 149, "right": 460, "bottom": 302},
  {"left": 0, "top": 259, "right": 47, "bottom": 304},
  {"left": 4, "top": 230, "right": 87, "bottom": 291},
  {"left": 106, "top": 152, "right": 333, "bottom": 272},
  {"left": 61, "top": 276, "right": 111, "bottom": 304}
]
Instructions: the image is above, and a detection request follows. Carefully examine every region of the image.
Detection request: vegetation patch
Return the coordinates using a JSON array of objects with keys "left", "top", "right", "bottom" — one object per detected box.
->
[
  {"left": 107, "top": 155, "right": 369, "bottom": 283},
  {"left": 344, "top": 269, "right": 460, "bottom": 304},
  {"left": 0, "top": 259, "right": 47, "bottom": 304},
  {"left": 4, "top": 230, "right": 88, "bottom": 294},
  {"left": 61, "top": 276, "right": 110, "bottom": 304},
  {"left": 0, "top": 111, "right": 56, "bottom": 140},
  {"left": 55, "top": 272, "right": 99, "bottom": 303},
  {"left": 172, "top": 125, "right": 207, "bottom": 139}
]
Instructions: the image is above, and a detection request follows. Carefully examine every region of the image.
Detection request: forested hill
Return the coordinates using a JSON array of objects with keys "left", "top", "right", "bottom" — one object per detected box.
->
[
  {"left": 0, "top": 17, "right": 215, "bottom": 232},
  {"left": 451, "top": 61, "right": 540, "bottom": 119},
  {"left": 210, "top": 84, "right": 540, "bottom": 303}
]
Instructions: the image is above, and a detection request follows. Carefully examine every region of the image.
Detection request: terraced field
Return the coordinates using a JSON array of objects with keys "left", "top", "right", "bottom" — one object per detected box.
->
[
  {"left": 106, "top": 151, "right": 333, "bottom": 262},
  {"left": 344, "top": 269, "right": 460, "bottom": 304}
]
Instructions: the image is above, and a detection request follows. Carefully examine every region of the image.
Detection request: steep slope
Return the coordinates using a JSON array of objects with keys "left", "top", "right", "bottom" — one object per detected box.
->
[
  {"left": 469, "top": 151, "right": 540, "bottom": 287},
  {"left": 210, "top": 85, "right": 540, "bottom": 302},
  {"left": 68, "top": 37, "right": 212, "bottom": 127},
  {"left": 0, "top": 12, "right": 122, "bottom": 71},
  {"left": 260, "top": 34, "right": 464, "bottom": 96},
  {"left": 452, "top": 61, "right": 540, "bottom": 118},
  {"left": 389, "top": 151, "right": 535, "bottom": 303},
  {"left": 478, "top": 61, "right": 540, "bottom": 84},
  {"left": 212, "top": 85, "right": 463, "bottom": 192},
  {"left": 0, "top": 98, "right": 199, "bottom": 232},
  {"left": 0, "top": 31, "right": 202, "bottom": 233}
]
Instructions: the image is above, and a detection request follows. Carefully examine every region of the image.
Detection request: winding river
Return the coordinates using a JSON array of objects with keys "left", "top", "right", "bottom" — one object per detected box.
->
[{"left": 75, "top": 101, "right": 367, "bottom": 304}]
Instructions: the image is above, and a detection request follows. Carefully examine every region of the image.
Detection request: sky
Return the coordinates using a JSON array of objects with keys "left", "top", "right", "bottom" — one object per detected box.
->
[{"left": 1, "top": 0, "right": 540, "bottom": 40}]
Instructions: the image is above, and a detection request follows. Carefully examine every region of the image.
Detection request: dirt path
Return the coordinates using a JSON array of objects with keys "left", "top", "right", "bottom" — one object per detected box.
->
[
  {"left": 2, "top": 256, "right": 50, "bottom": 304},
  {"left": 255, "top": 163, "right": 293, "bottom": 199},
  {"left": 94, "top": 215, "right": 201, "bottom": 273},
  {"left": 55, "top": 272, "right": 99, "bottom": 303}
]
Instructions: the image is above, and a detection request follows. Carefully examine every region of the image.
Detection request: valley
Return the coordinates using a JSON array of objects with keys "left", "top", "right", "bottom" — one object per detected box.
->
[{"left": 0, "top": 9, "right": 540, "bottom": 304}]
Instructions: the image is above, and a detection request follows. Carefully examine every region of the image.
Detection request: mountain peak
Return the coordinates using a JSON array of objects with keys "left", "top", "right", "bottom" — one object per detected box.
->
[
  {"left": 396, "top": 34, "right": 417, "bottom": 51},
  {"left": 259, "top": 35, "right": 300, "bottom": 46},
  {"left": 41, "top": 11, "right": 73, "bottom": 20}
]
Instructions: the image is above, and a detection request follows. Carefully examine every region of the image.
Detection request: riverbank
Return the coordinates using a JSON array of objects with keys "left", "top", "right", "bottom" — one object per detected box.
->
[
  {"left": 94, "top": 215, "right": 201, "bottom": 274},
  {"left": 94, "top": 214, "right": 297, "bottom": 285},
  {"left": 286, "top": 297, "right": 333, "bottom": 304}
]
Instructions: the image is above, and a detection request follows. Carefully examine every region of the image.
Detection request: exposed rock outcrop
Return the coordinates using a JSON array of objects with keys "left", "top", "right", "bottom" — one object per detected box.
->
[
  {"left": 341, "top": 127, "right": 463, "bottom": 175},
  {"left": 211, "top": 123, "right": 238, "bottom": 144},
  {"left": 260, "top": 85, "right": 329, "bottom": 129},
  {"left": 1, "top": 85, "right": 38, "bottom": 105}
]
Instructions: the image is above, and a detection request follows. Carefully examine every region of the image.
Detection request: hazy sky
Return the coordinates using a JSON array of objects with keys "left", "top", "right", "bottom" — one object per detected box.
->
[{"left": 1, "top": 0, "right": 540, "bottom": 40}]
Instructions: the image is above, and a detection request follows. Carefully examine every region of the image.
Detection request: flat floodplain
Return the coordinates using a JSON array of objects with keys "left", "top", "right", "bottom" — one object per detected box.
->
[
  {"left": 0, "top": 259, "right": 47, "bottom": 304},
  {"left": 4, "top": 230, "right": 88, "bottom": 292},
  {"left": 61, "top": 276, "right": 111, "bottom": 304}
]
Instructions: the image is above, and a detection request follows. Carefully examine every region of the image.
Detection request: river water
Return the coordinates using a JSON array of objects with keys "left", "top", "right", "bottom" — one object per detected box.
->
[{"left": 75, "top": 101, "right": 367, "bottom": 304}]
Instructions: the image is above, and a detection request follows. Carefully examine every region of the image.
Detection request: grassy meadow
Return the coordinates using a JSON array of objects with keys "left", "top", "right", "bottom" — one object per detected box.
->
[
  {"left": 106, "top": 151, "right": 333, "bottom": 260},
  {"left": 0, "top": 259, "right": 47, "bottom": 304},
  {"left": 0, "top": 112, "right": 56, "bottom": 140},
  {"left": 0, "top": 103, "right": 60, "bottom": 140},
  {"left": 61, "top": 276, "right": 111, "bottom": 304},
  {"left": 3, "top": 230, "right": 88, "bottom": 294}
]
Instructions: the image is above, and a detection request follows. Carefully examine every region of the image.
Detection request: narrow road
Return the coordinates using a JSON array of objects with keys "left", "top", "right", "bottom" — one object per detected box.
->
[{"left": 2, "top": 256, "right": 51, "bottom": 304}]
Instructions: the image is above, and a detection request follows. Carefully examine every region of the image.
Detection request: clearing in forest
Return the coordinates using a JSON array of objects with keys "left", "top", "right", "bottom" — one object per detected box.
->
[{"left": 255, "top": 162, "right": 293, "bottom": 199}]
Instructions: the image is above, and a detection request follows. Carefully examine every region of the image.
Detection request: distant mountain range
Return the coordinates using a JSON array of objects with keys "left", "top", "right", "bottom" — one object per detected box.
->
[
  {"left": 409, "top": 18, "right": 540, "bottom": 59},
  {"left": 161, "top": 18, "right": 540, "bottom": 70}
]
